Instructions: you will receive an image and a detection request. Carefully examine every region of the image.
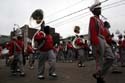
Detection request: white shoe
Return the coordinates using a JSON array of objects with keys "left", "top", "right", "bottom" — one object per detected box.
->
[
  {"left": 78, "top": 64, "right": 82, "bottom": 67},
  {"left": 37, "top": 75, "right": 45, "bottom": 79},
  {"left": 49, "top": 73, "right": 57, "bottom": 77},
  {"left": 29, "top": 66, "right": 34, "bottom": 69},
  {"left": 20, "top": 72, "right": 25, "bottom": 76}
]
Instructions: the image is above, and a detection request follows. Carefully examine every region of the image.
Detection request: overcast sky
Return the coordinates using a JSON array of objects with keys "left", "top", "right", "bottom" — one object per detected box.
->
[{"left": 0, "top": 0, "right": 125, "bottom": 38}]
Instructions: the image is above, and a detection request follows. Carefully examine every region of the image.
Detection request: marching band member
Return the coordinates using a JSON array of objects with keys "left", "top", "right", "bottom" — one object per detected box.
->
[
  {"left": 103, "top": 21, "right": 122, "bottom": 73},
  {"left": 66, "top": 41, "right": 74, "bottom": 63},
  {"left": 9, "top": 32, "right": 25, "bottom": 76},
  {"left": 121, "top": 35, "right": 125, "bottom": 67},
  {"left": 31, "top": 9, "right": 57, "bottom": 79},
  {"left": 89, "top": 1, "right": 114, "bottom": 83},
  {"left": 73, "top": 26, "right": 86, "bottom": 67},
  {"left": 118, "top": 34, "right": 125, "bottom": 67},
  {"left": 27, "top": 42, "right": 35, "bottom": 69}
]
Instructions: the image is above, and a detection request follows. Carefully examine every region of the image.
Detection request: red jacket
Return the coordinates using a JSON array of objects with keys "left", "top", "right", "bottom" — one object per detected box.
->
[
  {"left": 9, "top": 39, "right": 24, "bottom": 56},
  {"left": 103, "top": 27, "right": 112, "bottom": 45},
  {"left": 67, "top": 42, "right": 73, "bottom": 49},
  {"left": 122, "top": 39, "right": 125, "bottom": 48},
  {"left": 59, "top": 44, "right": 63, "bottom": 51},
  {"left": 8, "top": 39, "right": 15, "bottom": 56},
  {"left": 27, "top": 45, "right": 34, "bottom": 54},
  {"left": 89, "top": 16, "right": 104, "bottom": 45},
  {"left": 40, "top": 34, "right": 54, "bottom": 51},
  {"left": 118, "top": 39, "right": 122, "bottom": 48}
]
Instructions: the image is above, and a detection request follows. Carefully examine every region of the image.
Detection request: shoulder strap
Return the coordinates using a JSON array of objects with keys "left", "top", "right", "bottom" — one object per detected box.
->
[
  {"left": 93, "top": 16, "right": 100, "bottom": 34},
  {"left": 88, "top": 17, "right": 100, "bottom": 41},
  {"left": 14, "top": 41, "right": 22, "bottom": 51}
]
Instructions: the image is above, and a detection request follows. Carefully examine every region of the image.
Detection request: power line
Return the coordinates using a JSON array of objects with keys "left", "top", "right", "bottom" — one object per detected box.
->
[
  {"left": 46, "top": 7, "right": 88, "bottom": 24},
  {"left": 46, "top": 0, "right": 108, "bottom": 24},
  {"left": 56, "top": 3, "right": 125, "bottom": 27},
  {"left": 46, "top": 0, "right": 86, "bottom": 19},
  {"left": 103, "top": 2, "right": 125, "bottom": 10},
  {"left": 103, "top": 0, "right": 125, "bottom": 7},
  {"left": 51, "top": 11, "right": 90, "bottom": 27},
  {"left": 51, "top": 1, "right": 125, "bottom": 27}
]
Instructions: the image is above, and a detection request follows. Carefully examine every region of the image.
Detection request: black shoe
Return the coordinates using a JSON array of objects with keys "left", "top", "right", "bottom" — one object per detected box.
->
[
  {"left": 49, "top": 73, "right": 57, "bottom": 77},
  {"left": 92, "top": 73, "right": 100, "bottom": 79},
  {"left": 112, "top": 70, "right": 122, "bottom": 74},
  {"left": 11, "top": 70, "right": 17, "bottom": 76},
  {"left": 97, "top": 77, "right": 105, "bottom": 83},
  {"left": 121, "top": 65, "right": 125, "bottom": 67}
]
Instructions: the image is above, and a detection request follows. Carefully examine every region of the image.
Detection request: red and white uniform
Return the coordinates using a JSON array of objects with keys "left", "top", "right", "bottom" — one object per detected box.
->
[
  {"left": 27, "top": 44, "right": 34, "bottom": 54},
  {"left": 8, "top": 39, "right": 16, "bottom": 56},
  {"left": 40, "top": 34, "right": 54, "bottom": 51},
  {"left": 122, "top": 39, "right": 125, "bottom": 48},
  {"left": 67, "top": 42, "right": 73, "bottom": 49},
  {"left": 103, "top": 27, "right": 112, "bottom": 45},
  {"left": 58, "top": 44, "right": 63, "bottom": 51},
  {"left": 9, "top": 38, "right": 24, "bottom": 56},
  {"left": 89, "top": 16, "right": 105, "bottom": 46},
  {"left": 89, "top": 15, "right": 114, "bottom": 74}
]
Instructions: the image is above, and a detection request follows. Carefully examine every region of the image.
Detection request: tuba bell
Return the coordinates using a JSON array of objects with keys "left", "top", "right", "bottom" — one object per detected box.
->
[
  {"left": 29, "top": 9, "right": 44, "bottom": 29},
  {"left": 72, "top": 35, "right": 78, "bottom": 49},
  {"left": 72, "top": 35, "right": 85, "bottom": 49},
  {"left": 29, "top": 9, "right": 45, "bottom": 49}
]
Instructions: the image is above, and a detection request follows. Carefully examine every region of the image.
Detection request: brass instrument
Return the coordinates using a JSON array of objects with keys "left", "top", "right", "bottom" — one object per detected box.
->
[
  {"left": 72, "top": 36, "right": 85, "bottom": 49},
  {"left": 29, "top": 9, "right": 45, "bottom": 48}
]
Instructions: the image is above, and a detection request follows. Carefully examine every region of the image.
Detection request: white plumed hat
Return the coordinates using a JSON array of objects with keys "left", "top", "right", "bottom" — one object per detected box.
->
[{"left": 89, "top": 0, "right": 101, "bottom": 12}]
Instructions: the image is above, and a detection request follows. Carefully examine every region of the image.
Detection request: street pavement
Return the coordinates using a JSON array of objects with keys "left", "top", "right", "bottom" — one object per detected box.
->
[{"left": 0, "top": 59, "right": 125, "bottom": 83}]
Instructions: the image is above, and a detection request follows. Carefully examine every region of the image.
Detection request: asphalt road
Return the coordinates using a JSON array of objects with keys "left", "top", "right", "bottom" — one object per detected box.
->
[{"left": 0, "top": 59, "right": 125, "bottom": 83}]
